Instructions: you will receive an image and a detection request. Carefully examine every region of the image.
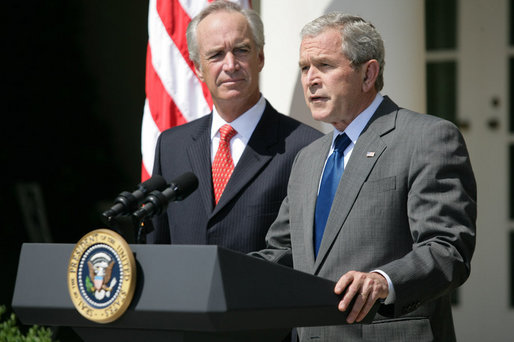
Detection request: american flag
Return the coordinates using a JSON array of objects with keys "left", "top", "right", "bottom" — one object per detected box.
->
[{"left": 141, "top": 0, "right": 252, "bottom": 181}]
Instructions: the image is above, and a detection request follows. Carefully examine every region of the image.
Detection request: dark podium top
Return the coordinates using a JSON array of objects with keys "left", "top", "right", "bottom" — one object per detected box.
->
[{"left": 12, "top": 243, "right": 376, "bottom": 341}]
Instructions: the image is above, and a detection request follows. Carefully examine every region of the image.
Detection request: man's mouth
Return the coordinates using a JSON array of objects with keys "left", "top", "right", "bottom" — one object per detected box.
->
[
  {"left": 220, "top": 78, "right": 244, "bottom": 85},
  {"left": 310, "top": 95, "right": 328, "bottom": 103}
]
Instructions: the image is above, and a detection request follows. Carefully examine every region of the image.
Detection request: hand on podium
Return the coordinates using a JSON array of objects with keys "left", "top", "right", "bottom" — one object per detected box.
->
[{"left": 334, "top": 271, "right": 389, "bottom": 324}]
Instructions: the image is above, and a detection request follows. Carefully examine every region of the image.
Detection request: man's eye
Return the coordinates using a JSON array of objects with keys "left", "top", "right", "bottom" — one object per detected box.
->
[
  {"left": 234, "top": 48, "right": 249, "bottom": 55},
  {"left": 208, "top": 52, "right": 223, "bottom": 60}
]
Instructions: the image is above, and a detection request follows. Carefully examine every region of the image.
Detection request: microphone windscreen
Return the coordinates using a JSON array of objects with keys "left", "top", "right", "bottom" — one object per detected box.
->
[
  {"left": 172, "top": 172, "right": 199, "bottom": 199},
  {"left": 139, "top": 175, "right": 167, "bottom": 193}
]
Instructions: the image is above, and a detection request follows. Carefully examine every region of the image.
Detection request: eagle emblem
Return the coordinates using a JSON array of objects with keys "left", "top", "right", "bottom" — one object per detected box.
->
[
  {"left": 86, "top": 252, "right": 117, "bottom": 300},
  {"left": 68, "top": 229, "right": 136, "bottom": 323}
]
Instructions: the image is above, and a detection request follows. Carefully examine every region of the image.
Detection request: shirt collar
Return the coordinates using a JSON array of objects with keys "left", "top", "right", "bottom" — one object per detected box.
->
[
  {"left": 211, "top": 95, "right": 266, "bottom": 143},
  {"left": 332, "top": 93, "right": 384, "bottom": 146}
]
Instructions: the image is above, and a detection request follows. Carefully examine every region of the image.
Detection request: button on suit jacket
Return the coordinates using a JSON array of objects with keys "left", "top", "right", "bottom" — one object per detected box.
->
[
  {"left": 147, "top": 100, "right": 323, "bottom": 253},
  {"left": 254, "top": 96, "right": 477, "bottom": 341}
]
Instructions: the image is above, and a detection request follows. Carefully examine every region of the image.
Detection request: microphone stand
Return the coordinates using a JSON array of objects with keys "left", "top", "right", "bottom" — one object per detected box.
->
[
  {"left": 103, "top": 214, "right": 154, "bottom": 244},
  {"left": 134, "top": 217, "right": 155, "bottom": 244}
]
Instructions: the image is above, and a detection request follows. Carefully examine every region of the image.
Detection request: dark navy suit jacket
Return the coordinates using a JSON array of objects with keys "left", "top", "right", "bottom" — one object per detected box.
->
[{"left": 147, "top": 101, "right": 322, "bottom": 253}]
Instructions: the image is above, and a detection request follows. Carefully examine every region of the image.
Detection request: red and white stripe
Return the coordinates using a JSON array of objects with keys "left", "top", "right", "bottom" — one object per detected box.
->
[{"left": 141, "top": 0, "right": 252, "bottom": 181}]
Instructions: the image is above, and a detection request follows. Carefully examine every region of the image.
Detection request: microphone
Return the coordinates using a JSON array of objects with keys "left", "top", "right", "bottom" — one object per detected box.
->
[
  {"left": 132, "top": 172, "right": 198, "bottom": 221},
  {"left": 102, "top": 175, "right": 168, "bottom": 220}
]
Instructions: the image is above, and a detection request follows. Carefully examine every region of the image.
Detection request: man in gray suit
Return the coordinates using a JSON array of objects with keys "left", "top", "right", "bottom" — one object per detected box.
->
[
  {"left": 147, "top": 1, "right": 321, "bottom": 253},
  {"left": 252, "top": 12, "right": 476, "bottom": 341}
]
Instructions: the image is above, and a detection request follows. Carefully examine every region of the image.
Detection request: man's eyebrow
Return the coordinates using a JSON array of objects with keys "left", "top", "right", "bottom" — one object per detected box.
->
[
  {"left": 234, "top": 41, "right": 252, "bottom": 49},
  {"left": 204, "top": 46, "right": 223, "bottom": 55},
  {"left": 204, "top": 41, "right": 252, "bottom": 56},
  {"left": 299, "top": 55, "right": 324, "bottom": 66},
  {"left": 298, "top": 55, "right": 312, "bottom": 66}
]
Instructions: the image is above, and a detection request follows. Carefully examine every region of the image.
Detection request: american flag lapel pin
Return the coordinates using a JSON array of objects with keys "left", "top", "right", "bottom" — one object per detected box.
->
[{"left": 366, "top": 152, "right": 375, "bottom": 158}]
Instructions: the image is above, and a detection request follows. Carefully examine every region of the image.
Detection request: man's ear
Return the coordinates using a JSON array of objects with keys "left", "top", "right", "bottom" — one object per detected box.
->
[
  {"left": 257, "top": 49, "right": 265, "bottom": 72},
  {"left": 194, "top": 63, "right": 204, "bottom": 82},
  {"left": 362, "top": 59, "right": 379, "bottom": 92}
]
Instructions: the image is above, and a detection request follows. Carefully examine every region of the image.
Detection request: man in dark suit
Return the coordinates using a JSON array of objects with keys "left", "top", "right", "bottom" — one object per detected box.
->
[
  {"left": 146, "top": 1, "right": 321, "bottom": 253},
  {"left": 252, "top": 13, "right": 476, "bottom": 341}
]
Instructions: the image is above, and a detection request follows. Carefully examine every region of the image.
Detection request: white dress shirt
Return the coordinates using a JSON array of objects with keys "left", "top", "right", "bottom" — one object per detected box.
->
[{"left": 210, "top": 96, "right": 266, "bottom": 165}]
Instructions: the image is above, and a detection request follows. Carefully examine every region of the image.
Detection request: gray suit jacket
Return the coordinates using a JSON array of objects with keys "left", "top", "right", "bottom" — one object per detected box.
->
[{"left": 254, "top": 96, "right": 477, "bottom": 341}]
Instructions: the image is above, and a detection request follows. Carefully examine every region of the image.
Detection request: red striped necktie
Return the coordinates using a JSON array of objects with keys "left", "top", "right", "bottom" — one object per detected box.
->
[{"left": 212, "top": 124, "right": 237, "bottom": 204}]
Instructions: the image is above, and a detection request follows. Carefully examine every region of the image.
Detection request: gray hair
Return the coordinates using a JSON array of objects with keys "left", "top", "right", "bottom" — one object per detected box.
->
[
  {"left": 301, "top": 12, "right": 385, "bottom": 91},
  {"left": 186, "top": 0, "right": 265, "bottom": 66}
]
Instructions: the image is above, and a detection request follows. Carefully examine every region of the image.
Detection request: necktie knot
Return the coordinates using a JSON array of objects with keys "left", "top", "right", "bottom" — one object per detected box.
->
[
  {"left": 333, "top": 133, "right": 352, "bottom": 153},
  {"left": 219, "top": 124, "right": 237, "bottom": 142}
]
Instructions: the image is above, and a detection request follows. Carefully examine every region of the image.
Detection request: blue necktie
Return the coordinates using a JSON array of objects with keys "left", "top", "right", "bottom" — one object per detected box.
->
[{"left": 314, "top": 133, "right": 352, "bottom": 257}]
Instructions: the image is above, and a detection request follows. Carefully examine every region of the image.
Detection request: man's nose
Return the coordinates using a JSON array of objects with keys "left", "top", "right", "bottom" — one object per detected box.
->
[
  {"left": 223, "top": 52, "right": 239, "bottom": 72},
  {"left": 304, "top": 67, "right": 319, "bottom": 87}
]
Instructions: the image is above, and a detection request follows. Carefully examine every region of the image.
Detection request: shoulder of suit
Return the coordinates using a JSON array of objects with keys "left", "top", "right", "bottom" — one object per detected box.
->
[
  {"left": 395, "top": 107, "right": 457, "bottom": 129},
  {"left": 294, "top": 132, "right": 330, "bottom": 155},
  {"left": 159, "top": 114, "right": 211, "bottom": 139},
  {"left": 261, "top": 101, "right": 323, "bottom": 139},
  {"left": 376, "top": 96, "right": 456, "bottom": 129},
  {"left": 268, "top": 108, "right": 323, "bottom": 135}
]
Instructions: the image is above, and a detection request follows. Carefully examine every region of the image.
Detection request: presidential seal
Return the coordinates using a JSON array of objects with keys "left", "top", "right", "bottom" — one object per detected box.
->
[{"left": 67, "top": 228, "right": 136, "bottom": 323}]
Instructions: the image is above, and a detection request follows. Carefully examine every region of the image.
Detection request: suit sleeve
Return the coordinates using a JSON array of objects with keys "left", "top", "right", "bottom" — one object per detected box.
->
[
  {"left": 247, "top": 145, "right": 309, "bottom": 267},
  {"left": 249, "top": 194, "right": 293, "bottom": 267},
  {"left": 379, "top": 119, "right": 477, "bottom": 317}
]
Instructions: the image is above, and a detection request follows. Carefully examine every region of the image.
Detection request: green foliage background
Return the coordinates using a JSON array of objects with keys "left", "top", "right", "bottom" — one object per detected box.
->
[{"left": 0, "top": 306, "right": 56, "bottom": 342}]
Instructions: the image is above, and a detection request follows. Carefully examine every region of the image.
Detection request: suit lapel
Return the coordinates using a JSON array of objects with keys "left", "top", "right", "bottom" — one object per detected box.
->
[
  {"left": 314, "top": 97, "right": 398, "bottom": 273},
  {"left": 210, "top": 102, "right": 278, "bottom": 217},
  {"left": 187, "top": 115, "right": 215, "bottom": 215},
  {"left": 301, "top": 134, "right": 333, "bottom": 270}
]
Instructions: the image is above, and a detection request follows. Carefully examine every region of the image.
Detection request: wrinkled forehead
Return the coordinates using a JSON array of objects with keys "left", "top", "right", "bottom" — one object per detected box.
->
[
  {"left": 198, "top": 10, "right": 249, "bottom": 36},
  {"left": 197, "top": 10, "right": 253, "bottom": 48},
  {"left": 300, "top": 29, "right": 343, "bottom": 58}
]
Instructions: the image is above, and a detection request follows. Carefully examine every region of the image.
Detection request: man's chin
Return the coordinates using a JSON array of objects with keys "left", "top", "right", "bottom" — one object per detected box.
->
[
  {"left": 311, "top": 111, "right": 332, "bottom": 124},
  {"left": 217, "top": 91, "right": 245, "bottom": 101}
]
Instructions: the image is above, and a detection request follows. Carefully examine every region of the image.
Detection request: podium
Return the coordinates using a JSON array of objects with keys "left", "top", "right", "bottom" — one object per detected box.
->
[{"left": 12, "top": 243, "right": 377, "bottom": 341}]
